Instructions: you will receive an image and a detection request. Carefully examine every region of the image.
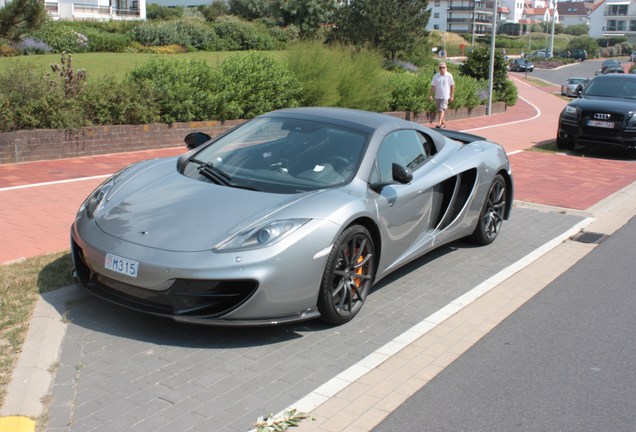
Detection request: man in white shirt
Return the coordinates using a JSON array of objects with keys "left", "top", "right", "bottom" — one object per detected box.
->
[{"left": 429, "top": 62, "right": 455, "bottom": 129}]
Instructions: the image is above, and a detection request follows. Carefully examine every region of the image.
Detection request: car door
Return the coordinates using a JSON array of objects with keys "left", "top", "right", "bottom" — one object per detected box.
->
[{"left": 369, "top": 129, "right": 441, "bottom": 273}]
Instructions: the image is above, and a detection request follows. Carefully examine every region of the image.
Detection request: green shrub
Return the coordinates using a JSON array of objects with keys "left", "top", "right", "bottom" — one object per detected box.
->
[
  {"left": 212, "top": 51, "right": 301, "bottom": 120},
  {"left": 79, "top": 77, "right": 160, "bottom": 125},
  {"left": 29, "top": 22, "right": 88, "bottom": 53},
  {"left": 212, "top": 16, "right": 277, "bottom": 50},
  {"left": 131, "top": 18, "right": 218, "bottom": 50},
  {"left": 127, "top": 57, "right": 216, "bottom": 124},
  {"left": 495, "top": 79, "right": 518, "bottom": 106},
  {"left": 453, "top": 74, "right": 484, "bottom": 109},
  {"left": 387, "top": 71, "right": 427, "bottom": 113},
  {"left": 285, "top": 41, "right": 341, "bottom": 107},
  {"left": 81, "top": 28, "right": 131, "bottom": 52},
  {"left": 0, "top": 63, "right": 86, "bottom": 130},
  {"left": 332, "top": 46, "right": 390, "bottom": 112}
]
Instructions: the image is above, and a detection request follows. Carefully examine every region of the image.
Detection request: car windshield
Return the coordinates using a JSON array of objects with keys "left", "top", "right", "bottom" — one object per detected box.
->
[
  {"left": 583, "top": 77, "right": 636, "bottom": 99},
  {"left": 568, "top": 78, "right": 586, "bottom": 85},
  {"left": 183, "top": 117, "right": 370, "bottom": 194}
]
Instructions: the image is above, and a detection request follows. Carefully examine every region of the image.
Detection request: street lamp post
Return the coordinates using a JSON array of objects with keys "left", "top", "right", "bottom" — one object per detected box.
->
[
  {"left": 548, "top": 1, "right": 558, "bottom": 58},
  {"left": 487, "top": 0, "right": 497, "bottom": 115}
]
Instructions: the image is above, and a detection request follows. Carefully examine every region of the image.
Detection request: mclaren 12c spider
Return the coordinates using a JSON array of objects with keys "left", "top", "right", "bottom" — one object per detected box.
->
[{"left": 71, "top": 107, "right": 513, "bottom": 326}]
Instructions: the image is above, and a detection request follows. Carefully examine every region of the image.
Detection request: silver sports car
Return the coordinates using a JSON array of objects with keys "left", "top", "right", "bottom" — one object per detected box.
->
[{"left": 71, "top": 107, "right": 513, "bottom": 326}]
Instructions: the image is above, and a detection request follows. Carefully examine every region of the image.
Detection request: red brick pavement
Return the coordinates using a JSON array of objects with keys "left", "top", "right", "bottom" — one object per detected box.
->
[{"left": 1, "top": 76, "right": 635, "bottom": 264}]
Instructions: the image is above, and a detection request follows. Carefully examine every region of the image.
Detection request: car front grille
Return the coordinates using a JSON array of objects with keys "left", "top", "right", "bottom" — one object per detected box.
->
[{"left": 71, "top": 238, "right": 258, "bottom": 319}]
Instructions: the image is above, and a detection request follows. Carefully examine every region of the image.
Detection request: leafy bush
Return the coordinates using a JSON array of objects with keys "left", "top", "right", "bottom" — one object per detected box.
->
[
  {"left": 29, "top": 22, "right": 88, "bottom": 53},
  {"left": 285, "top": 41, "right": 341, "bottom": 107},
  {"left": 212, "top": 51, "right": 301, "bottom": 120},
  {"left": 0, "top": 62, "right": 86, "bottom": 130},
  {"left": 331, "top": 46, "right": 390, "bottom": 112},
  {"left": 212, "top": 16, "right": 277, "bottom": 50},
  {"left": 131, "top": 18, "right": 218, "bottom": 50},
  {"left": 495, "top": 79, "right": 518, "bottom": 106},
  {"left": 453, "top": 74, "right": 485, "bottom": 109},
  {"left": 286, "top": 42, "right": 390, "bottom": 112},
  {"left": 127, "top": 57, "right": 217, "bottom": 123},
  {"left": 81, "top": 28, "right": 131, "bottom": 53},
  {"left": 146, "top": 4, "right": 184, "bottom": 20},
  {"left": 387, "top": 71, "right": 427, "bottom": 113},
  {"left": 460, "top": 47, "right": 509, "bottom": 94},
  {"left": 79, "top": 77, "right": 160, "bottom": 125}
]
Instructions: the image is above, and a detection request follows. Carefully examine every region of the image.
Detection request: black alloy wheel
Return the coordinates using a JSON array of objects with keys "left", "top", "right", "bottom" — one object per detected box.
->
[
  {"left": 470, "top": 174, "right": 507, "bottom": 245},
  {"left": 318, "top": 225, "right": 375, "bottom": 325}
]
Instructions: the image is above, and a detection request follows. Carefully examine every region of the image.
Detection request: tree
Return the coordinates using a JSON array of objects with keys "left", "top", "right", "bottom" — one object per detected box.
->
[
  {"left": 270, "top": 0, "right": 338, "bottom": 38},
  {"left": 460, "top": 47, "right": 508, "bottom": 93},
  {"left": 0, "top": 0, "right": 47, "bottom": 40},
  {"left": 228, "top": 0, "right": 272, "bottom": 20},
  {"left": 198, "top": 0, "right": 230, "bottom": 21},
  {"left": 332, "top": 0, "right": 430, "bottom": 61},
  {"left": 567, "top": 35, "right": 599, "bottom": 58}
]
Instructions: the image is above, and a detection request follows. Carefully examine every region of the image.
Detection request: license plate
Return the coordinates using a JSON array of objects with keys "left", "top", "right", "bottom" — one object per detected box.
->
[
  {"left": 587, "top": 120, "right": 614, "bottom": 129},
  {"left": 105, "top": 253, "right": 138, "bottom": 278}
]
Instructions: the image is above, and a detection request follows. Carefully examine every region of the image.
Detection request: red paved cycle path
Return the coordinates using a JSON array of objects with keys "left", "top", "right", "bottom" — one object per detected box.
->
[{"left": 1, "top": 75, "right": 635, "bottom": 264}]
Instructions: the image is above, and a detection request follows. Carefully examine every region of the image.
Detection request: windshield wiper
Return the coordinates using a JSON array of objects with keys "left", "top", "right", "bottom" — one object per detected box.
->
[{"left": 196, "top": 162, "right": 262, "bottom": 191}]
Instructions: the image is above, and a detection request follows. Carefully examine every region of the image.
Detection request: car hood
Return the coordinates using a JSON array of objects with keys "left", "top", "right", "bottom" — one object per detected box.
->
[
  {"left": 94, "top": 159, "right": 327, "bottom": 252},
  {"left": 572, "top": 96, "right": 636, "bottom": 111}
]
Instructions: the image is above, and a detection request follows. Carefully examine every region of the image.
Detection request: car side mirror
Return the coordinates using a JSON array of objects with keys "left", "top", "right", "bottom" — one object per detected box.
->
[{"left": 392, "top": 163, "right": 413, "bottom": 184}]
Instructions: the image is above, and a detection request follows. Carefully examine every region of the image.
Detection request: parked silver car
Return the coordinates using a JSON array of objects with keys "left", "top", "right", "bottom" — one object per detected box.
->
[
  {"left": 71, "top": 108, "right": 513, "bottom": 326},
  {"left": 561, "top": 77, "right": 589, "bottom": 97}
]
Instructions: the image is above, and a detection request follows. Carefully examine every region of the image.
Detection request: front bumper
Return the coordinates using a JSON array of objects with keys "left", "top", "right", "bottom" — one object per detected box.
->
[
  {"left": 71, "top": 217, "right": 337, "bottom": 326},
  {"left": 558, "top": 118, "right": 636, "bottom": 150}
]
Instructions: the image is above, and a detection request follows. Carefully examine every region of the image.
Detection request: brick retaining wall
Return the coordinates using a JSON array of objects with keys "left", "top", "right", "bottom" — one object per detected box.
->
[{"left": 0, "top": 103, "right": 505, "bottom": 164}]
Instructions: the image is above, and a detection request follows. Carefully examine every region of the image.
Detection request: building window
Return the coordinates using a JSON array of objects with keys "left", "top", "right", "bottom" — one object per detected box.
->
[
  {"left": 617, "top": 20, "right": 626, "bottom": 31},
  {"left": 434, "top": 12, "right": 440, "bottom": 18},
  {"left": 434, "top": 24, "right": 440, "bottom": 29},
  {"left": 435, "top": 0, "right": 440, "bottom": 5},
  {"left": 607, "top": 4, "right": 628, "bottom": 16}
]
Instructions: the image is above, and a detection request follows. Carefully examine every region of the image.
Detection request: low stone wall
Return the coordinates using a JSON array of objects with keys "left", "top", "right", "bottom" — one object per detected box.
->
[{"left": 0, "top": 103, "right": 506, "bottom": 165}]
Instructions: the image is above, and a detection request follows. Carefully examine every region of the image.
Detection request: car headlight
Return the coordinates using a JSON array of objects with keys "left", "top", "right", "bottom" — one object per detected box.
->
[
  {"left": 78, "top": 177, "right": 115, "bottom": 219},
  {"left": 562, "top": 105, "right": 579, "bottom": 119},
  {"left": 214, "top": 219, "right": 311, "bottom": 252}
]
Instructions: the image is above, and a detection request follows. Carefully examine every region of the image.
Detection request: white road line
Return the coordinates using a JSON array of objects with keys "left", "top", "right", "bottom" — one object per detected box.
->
[
  {"left": 280, "top": 216, "right": 596, "bottom": 419},
  {"left": 0, "top": 174, "right": 111, "bottom": 193}
]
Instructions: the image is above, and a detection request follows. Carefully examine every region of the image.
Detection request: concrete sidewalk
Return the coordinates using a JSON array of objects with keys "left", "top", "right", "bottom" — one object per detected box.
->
[{"left": 1, "top": 75, "right": 635, "bottom": 432}]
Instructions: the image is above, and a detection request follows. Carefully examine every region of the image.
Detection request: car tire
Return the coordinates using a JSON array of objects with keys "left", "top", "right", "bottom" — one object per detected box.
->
[
  {"left": 318, "top": 225, "right": 376, "bottom": 325},
  {"left": 469, "top": 174, "right": 507, "bottom": 246},
  {"left": 556, "top": 137, "right": 575, "bottom": 150}
]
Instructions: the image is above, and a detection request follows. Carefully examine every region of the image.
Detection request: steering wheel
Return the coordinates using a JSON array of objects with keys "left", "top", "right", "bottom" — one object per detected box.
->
[{"left": 326, "top": 156, "right": 350, "bottom": 172}]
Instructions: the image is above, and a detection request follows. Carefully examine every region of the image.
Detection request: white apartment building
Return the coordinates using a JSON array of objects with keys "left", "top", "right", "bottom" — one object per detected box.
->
[
  {"left": 0, "top": 0, "right": 146, "bottom": 21},
  {"left": 589, "top": 0, "right": 636, "bottom": 43}
]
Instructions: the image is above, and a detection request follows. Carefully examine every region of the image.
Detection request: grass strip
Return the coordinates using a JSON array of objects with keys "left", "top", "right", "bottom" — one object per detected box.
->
[{"left": 0, "top": 251, "right": 73, "bottom": 408}]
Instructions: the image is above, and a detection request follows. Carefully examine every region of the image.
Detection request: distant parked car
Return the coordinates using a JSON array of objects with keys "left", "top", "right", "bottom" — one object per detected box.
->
[
  {"left": 509, "top": 58, "right": 534, "bottom": 72},
  {"left": 601, "top": 58, "right": 621, "bottom": 73},
  {"left": 527, "top": 50, "right": 547, "bottom": 59},
  {"left": 560, "top": 77, "right": 589, "bottom": 97},
  {"left": 560, "top": 49, "right": 587, "bottom": 61},
  {"left": 557, "top": 74, "right": 636, "bottom": 155},
  {"left": 604, "top": 66, "right": 625, "bottom": 74}
]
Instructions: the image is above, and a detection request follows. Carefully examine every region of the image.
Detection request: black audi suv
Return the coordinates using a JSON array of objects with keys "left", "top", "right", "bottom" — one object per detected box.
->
[{"left": 557, "top": 74, "right": 636, "bottom": 155}]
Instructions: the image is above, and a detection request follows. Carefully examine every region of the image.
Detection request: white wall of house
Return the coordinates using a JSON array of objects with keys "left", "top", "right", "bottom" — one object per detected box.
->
[
  {"left": 589, "top": 0, "right": 636, "bottom": 43},
  {"left": 1, "top": 0, "right": 147, "bottom": 21}
]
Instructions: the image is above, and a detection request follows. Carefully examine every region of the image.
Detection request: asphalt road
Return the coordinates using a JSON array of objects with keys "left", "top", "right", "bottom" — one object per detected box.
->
[
  {"left": 374, "top": 215, "right": 636, "bottom": 432},
  {"left": 520, "top": 57, "right": 630, "bottom": 88}
]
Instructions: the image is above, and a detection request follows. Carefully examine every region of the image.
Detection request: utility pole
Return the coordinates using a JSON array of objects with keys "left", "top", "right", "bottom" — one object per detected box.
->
[{"left": 487, "top": 0, "right": 497, "bottom": 115}]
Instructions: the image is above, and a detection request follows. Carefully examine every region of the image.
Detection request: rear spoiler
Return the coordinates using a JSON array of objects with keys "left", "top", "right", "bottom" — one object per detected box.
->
[{"left": 435, "top": 128, "right": 486, "bottom": 144}]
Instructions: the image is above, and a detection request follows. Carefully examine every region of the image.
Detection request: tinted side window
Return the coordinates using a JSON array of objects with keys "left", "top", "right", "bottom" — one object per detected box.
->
[{"left": 371, "top": 130, "right": 434, "bottom": 184}]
